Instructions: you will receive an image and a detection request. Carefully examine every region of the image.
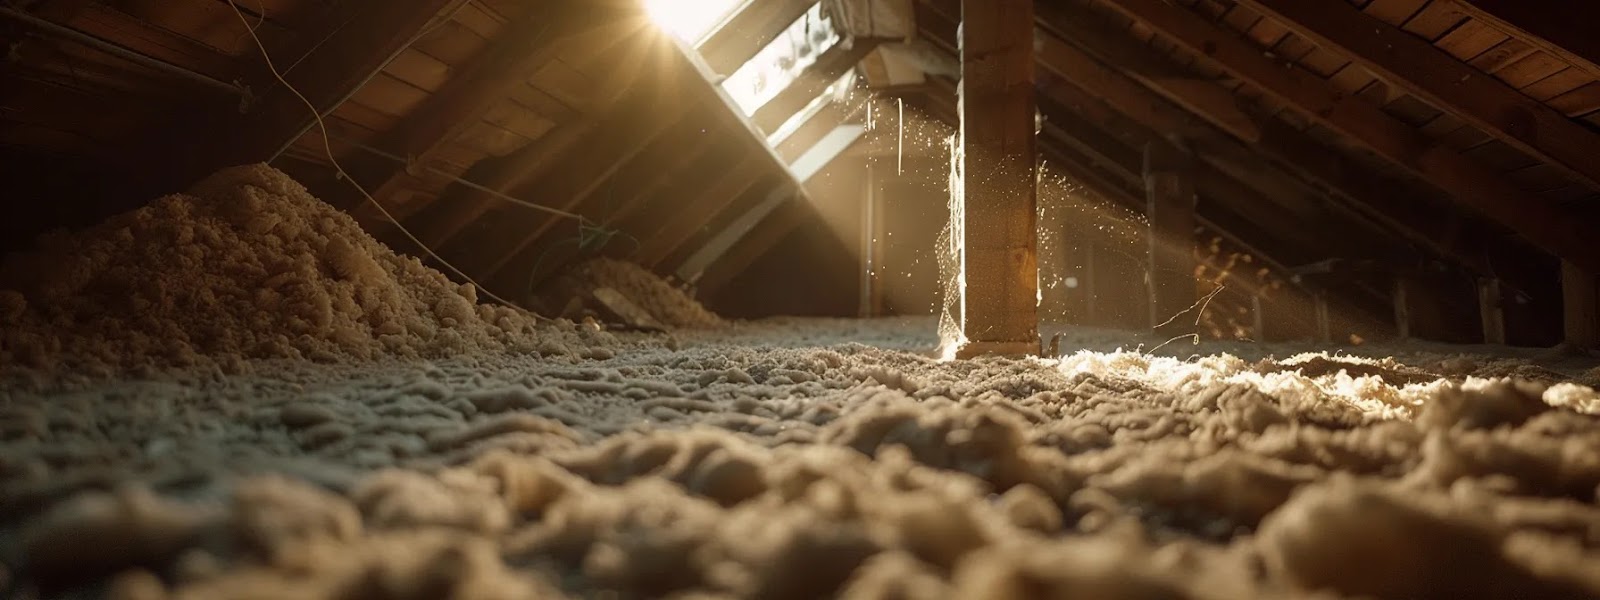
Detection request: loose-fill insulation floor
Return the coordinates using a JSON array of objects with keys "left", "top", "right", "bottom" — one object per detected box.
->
[
  {"left": 7, "top": 317, "right": 1600, "bottom": 600},
  {"left": 4, "top": 166, "right": 1600, "bottom": 599}
]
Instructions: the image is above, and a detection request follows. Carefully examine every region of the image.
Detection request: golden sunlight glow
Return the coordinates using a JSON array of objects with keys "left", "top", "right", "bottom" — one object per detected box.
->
[{"left": 642, "top": 0, "right": 748, "bottom": 44}]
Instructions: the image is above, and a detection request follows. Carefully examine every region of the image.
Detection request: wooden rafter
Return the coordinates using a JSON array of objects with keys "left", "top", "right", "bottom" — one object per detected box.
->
[
  {"left": 750, "top": 38, "right": 884, "bottom": 133},
  {"left": 635, "top": 158, "right": 768, "bottom": 269},
  {"left": 1455, "top": 0, "right": 1600, "bottom": 79},
  {"left": 1094, "top": 0, "right": 1600, "bottom": 275},
  {"left": 150, "top": 0, "right": 466, "bottom": 192},
  {"left": 698, "top": 0, "right": 817, "bottom": 76},
  {"left": 483, "top": 118, "right": 722, "bottom": 296},
  {"left": 1232, "top": 0, "right": 1600, "bottom": 192},
  {"left": 337, "top": 5, "right": 635, "bottom": 207},
  {"left": 401, "top": 118, "right": 597, "bottom": 250},
  {"left": 470, "top": 81, "right": 693, "bottom": 284}
]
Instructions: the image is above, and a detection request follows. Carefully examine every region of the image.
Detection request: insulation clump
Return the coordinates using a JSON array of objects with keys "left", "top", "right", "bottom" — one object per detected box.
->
[
  {"left": 545, "top": 257, "right": 722, "bottom": 329},
  {"left": 0, "top": 164, "right": 553, "bottom": 375}
]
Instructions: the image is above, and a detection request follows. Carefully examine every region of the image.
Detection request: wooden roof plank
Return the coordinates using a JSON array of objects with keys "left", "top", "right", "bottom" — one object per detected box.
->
[
  {"left": 698, "top": 0, "right": 817, "bottom": 76},
  {"left": 1234, "top": 0, "right": 1600, "bottom": 192},
  {"left": 1453, "top": 0, "right": 1600, "bottom": 80},
  {"left": 749, "top": 37, "right": 886, "bottom": 134},
  {"left": 1098, "top": 0, "right": 1600, "bottom": 274}
]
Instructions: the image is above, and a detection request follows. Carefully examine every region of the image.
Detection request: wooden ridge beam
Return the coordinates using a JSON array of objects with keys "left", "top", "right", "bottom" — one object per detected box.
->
[
  {"left": 1455, "top": 0, "right": 1600, "bottom": 79},
  {"left": 1092, "top": 0, "right": 1600, "bottom": 275},
  {"left": 1234, "top": 0, "right": 1600, "bottom": 191},
  {"left": 698, "top": 0, "right": 817, "bottom": 76},
  {"left": 751, "top": 37, "right": 885, "bottom": 133}
]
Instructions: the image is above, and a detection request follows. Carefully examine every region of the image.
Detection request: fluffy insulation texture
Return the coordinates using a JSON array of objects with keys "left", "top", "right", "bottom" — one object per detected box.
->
[
  {"left": 0, "top": 165, "right": 569, "bottom": 377},
  {"left": 548, "top": 258, "right": 723, "bottom": 329},
  {"left": 4, "top": 319, "right": 1600, "bottom": 600}
]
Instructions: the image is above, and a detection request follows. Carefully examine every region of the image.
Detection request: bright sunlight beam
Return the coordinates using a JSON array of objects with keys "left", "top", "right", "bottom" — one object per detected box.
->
[{"left": 642, "top": 0, "right": 749, "bottom": 44}]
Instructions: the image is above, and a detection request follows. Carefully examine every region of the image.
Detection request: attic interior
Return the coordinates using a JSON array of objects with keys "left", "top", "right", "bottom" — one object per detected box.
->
[{"left": 6, "top": 0, "right": 1600, "bottom": 597}]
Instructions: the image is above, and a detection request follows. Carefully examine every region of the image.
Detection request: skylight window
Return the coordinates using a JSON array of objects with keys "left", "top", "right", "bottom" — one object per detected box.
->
[
  {"left": 643, "top": 0, "right": 751, "bottom": 45},
  {"left": 721, "top": 2, "right": 840, "bottom": 115}
]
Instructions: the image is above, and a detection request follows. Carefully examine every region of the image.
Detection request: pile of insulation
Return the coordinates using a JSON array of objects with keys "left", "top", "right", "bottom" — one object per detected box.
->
[
  {"left": 540, "top": 258, "right": 723, "bottom": 329},
  {"left": 0, "top": 165, "right": 577, "bottom": 377}
]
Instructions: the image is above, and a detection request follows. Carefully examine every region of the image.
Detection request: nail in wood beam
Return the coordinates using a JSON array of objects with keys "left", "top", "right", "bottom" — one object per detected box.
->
[
  {"left": 954, "top": 0, "right": 1039, "bottom": 357},
  {"left": 1143, "top": 140, "right": 1199, "bottom": 335}
]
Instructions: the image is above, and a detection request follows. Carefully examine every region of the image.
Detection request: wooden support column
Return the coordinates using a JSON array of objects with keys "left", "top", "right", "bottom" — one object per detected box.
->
[
  {"left": 1143, "top": 140, "right": 1199, "bottom": 335},
  {"left": 860, "top": 162, "right": 880, "bottom": 317},
  {"left": 1562, "top": 261, "right": 1599, "bottom": 348},
  {"left": 1479, "top": 278, "right": 1507, "bottom": 346},
  {"left": 955, "top": 0, "right": 1039, "bottom": 357}
]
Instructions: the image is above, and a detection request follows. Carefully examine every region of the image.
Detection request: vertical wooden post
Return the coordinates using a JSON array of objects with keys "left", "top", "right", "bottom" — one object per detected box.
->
[
  {"left": 1314, "top": 291, "right": 1332, "bottom": 343},
  {"left": 956, "top": 0, "right": 1040, "bottom": 357},
  {"left": 1143, "top": 140, "right": 1198, "bottom": 335},
  {"left": 861, "top": 162, "right": 878, "bottom": 317},
  {"left": 1562, "top": 261, "right": 1598, "bottom": 348},
  {"left": 1478, "top": 278, "right": 1506, "bottom": 345},
  {"left": 1393, "top": 277, "right": 1413, "bottom": 340}
]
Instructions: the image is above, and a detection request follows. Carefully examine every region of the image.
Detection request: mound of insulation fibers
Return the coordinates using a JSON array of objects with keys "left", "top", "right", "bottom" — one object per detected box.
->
[
  {"left": 0, "top": 164, "right": 576, "bottom": 376},
  {"left": 553, "top": 258, "right": 722, "bottom": 329}
]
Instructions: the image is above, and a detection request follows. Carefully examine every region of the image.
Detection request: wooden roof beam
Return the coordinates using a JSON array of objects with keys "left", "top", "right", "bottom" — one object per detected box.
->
[
  {"left": 483, "top": 118, "right": 721, "bottom": 296},
  {"left": 634, "top": 159, "right": 769, "bottom": 269},
  {"left": 676, "top": 121, "right": 864, "bottom": 283},
  {"left": 466, "top": 84, "right": 694, "bottom": 285},
  {"left": 1232, "top": 0, "right": 1600, "bottom": 192},
  {"left": 1030, "top": 11, "right": 1460, "bottom": 264},
  {"left": 698, "top": 0, "right": 818, "bottom": 76},
  {"left": 145, "top": 0, "right": 466, "bottom": 194},
  {"left": 1093, "top": 0, "right": 1600, "bottom": 275},
  {"left": 337, "top": 5, "right": 636, "bottom": 204},
  {"left": 751, "top": 37, "right": 886, "bottom": 133},
  {"left": 1455, "top": 0, "right": 1600, "bottom": 79}
]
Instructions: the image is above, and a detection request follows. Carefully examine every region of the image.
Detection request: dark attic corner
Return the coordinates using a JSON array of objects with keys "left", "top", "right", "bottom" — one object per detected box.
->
[{"left": 6, "top": 0, "right": 1600, "bottom": 598}]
